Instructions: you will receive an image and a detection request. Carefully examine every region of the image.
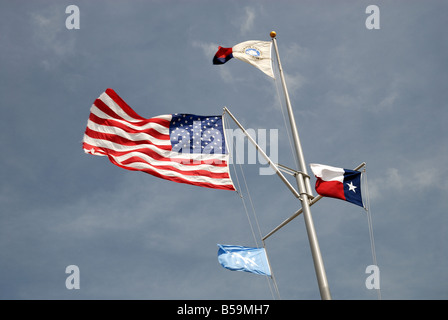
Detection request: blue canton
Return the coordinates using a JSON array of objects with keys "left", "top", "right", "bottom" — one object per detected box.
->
[{"left": 169, "top": 114, "right": 226, "bottom": 154}]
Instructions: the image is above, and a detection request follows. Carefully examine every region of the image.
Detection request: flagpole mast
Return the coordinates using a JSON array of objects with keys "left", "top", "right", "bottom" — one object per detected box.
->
[{"left": 270, "top": 31, "right": 331, "bottom": 300}]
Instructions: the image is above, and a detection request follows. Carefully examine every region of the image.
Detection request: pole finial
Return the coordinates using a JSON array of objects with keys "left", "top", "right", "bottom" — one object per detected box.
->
[{"left": 270, "top": 30, "right": 277, "bottom": 38}]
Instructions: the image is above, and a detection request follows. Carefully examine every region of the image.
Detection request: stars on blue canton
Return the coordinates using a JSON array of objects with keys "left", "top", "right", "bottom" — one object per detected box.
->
[{"left": 169, "top": 114, "right": 226, "bottom": 154}]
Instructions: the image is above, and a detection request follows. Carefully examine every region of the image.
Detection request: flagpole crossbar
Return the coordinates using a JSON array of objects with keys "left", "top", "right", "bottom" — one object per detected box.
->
[
  {"left": 277, "top": 163, "right": 310, "bottom": 179},
  {"left": 223, "top": 107, "right": 302, "bottom": 200}
]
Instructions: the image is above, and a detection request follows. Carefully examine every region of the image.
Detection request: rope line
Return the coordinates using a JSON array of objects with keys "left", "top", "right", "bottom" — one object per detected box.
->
[
  {"left": 223, "top": 111, "right": 281, "bottom": 300},
  {"left": 272, "top": 54, "right": 298, "bottom": 168},
  {"left": 363, "top": 165, "right": 382, "bottom": 300}
]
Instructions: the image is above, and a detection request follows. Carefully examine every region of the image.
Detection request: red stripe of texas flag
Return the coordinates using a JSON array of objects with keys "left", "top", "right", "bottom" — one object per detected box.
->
[{"left": 315, "top": 179, "right": 346, "bottom": 201}]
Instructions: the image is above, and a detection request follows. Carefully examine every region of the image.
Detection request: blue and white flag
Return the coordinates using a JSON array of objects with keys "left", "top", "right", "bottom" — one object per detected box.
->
[{"left": 217, "top": 244, "right": 271, "bottom": 276}]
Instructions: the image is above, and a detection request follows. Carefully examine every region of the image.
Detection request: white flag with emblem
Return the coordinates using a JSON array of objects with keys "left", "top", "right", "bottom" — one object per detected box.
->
[{"left": 213, "top": 40, "right": 275, "bottom": 79}]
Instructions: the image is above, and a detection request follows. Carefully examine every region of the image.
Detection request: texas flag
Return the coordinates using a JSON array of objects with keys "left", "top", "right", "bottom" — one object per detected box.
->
[
  {"left": 213, "top": 40, "right": 275, "bottom": 78},
  {"left": 310, "top": 163, "right": 364, "bottom": 207}
]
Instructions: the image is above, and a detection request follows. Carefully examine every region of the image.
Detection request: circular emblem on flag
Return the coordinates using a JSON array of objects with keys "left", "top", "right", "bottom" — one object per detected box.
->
[{"left": 244, "top": 47, "right": 261, "bottom": 59}]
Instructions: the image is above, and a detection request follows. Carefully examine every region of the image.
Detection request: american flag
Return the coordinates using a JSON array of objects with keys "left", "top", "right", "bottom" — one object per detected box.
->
[{"left": 82, "top": 88, "right": 235, "bottom": 191}]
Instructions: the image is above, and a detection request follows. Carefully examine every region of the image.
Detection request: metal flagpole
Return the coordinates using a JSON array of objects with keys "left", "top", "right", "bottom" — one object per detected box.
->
[{"left": 270, "top": 31, "right": 332, "bottom": 300}]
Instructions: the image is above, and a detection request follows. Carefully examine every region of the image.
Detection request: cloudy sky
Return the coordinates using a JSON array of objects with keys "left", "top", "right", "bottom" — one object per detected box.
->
[{"left": 1, "top": 0, "right": 447, "bottom": 300}]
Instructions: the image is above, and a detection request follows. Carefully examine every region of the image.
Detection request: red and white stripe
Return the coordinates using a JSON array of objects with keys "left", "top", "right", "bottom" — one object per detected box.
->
[{"left": 82, "top": 89, "right": 235, "bottom": 190}]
